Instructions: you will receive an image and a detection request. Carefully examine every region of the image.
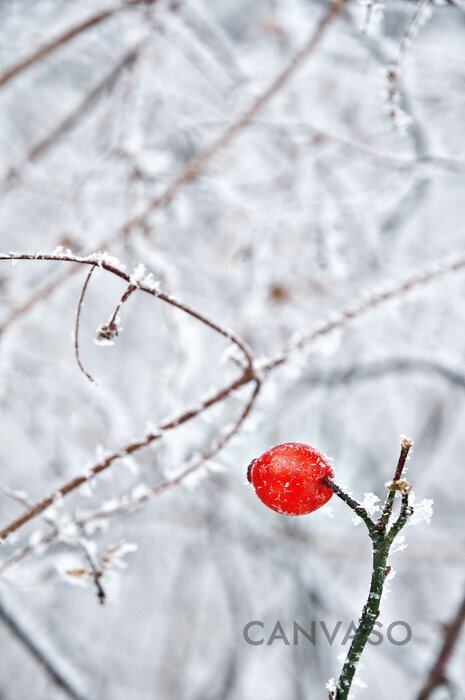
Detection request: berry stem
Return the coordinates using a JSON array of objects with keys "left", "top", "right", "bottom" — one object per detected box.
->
[
  {"left": 326, "top": 439, "right": 415, "bottom": 700},
  {"left": 333, "top": 538, "right": 389, "bottom": 699},
  {"left": 320, "top": 476, "right": 376, "bottom": 536}
]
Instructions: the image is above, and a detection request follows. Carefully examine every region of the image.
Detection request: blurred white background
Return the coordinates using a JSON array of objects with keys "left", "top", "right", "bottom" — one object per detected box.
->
[{"left": 0, "top": 1, "right": 465, "bottom": 698}]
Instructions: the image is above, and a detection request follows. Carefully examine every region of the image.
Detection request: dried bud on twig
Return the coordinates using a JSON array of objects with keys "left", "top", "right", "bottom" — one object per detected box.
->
[{"left": 385, "top": 479, "right": 411, "bottom": 495}]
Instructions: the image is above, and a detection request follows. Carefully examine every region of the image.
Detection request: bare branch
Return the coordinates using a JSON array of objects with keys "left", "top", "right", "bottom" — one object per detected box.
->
[
  {"left": 0, "top": 46, "right": 141, "bottom": 198},
  {"left": 0, "top": 595, "right": 91, "bottom": 700},
  {"left": 0, "top": 0, "right": 146, "bottom": 90},
  {"left": 378, "top": 437, "right": 414, "bottom": 533},
  {"left": 0, "top": 0, "right": 349, "bottom": 334},
  {"left": 417, "top": 587, "right": 465, "bottom": 699},
  {"left": 332, "top": 437, "right": 415, "bottom": 699},
  {"left": 0, "top": 250, "right": 463, "bottom": 542},
  {"left": 74, "top": 265, "right": 97, "bottom": 384}
]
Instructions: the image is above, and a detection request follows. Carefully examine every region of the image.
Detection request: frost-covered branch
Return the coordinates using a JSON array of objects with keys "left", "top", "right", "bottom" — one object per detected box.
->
[
  {"left": 74, "top": 264, "right": 97, "bottom": 384},
  {"left": 0, "top": 378, "right": 261, "bottom": 576},
  {"left": 0, "top": 250, "right": 463, "bottom": 544},
  {"left": 386, "top": 0, "right": 432, "bottom": 130},
  {"left": 0, "top": 0, "right": 147, "bottom": 90},
  {"left": 0, "top": 0, "right": 349, "bottom": 335},
  {"left": 320, "top": 477, "right": 377, "bottom": 535},
  {"left": 0, "top": 45, "right": 142, "bottom": 198},
  {"left": 328, "top": 438, "right": 415, "bottom": 700},
  {"left": 417, "top": 584, "right": 465, "bottom": 699},
  {"left": 0, "top": 594, "right": 91, "bottom": 700}
]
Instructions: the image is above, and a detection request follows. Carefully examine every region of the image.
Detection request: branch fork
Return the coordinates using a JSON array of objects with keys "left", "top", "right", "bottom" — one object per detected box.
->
[{"left": 323, "top": 437, "right": 415, "bottom": 699}]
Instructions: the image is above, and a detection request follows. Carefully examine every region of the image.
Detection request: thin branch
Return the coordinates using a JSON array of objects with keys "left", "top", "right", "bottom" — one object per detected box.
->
[
  {"left": 0, "top": 251, "right": 255, "bottom": 373},
  {"left": 386, "top": 0, "right": 432, "bottom": 130},
  {"left": 0, "top": 0, "right": 349, "bottom": 334},
  {"left": 74, "top": 265, "right": 97, "bottom": 384},
  {"left": 331, "top": 438, "right": 415, "bottom": 699},
  {"left": 0, "top": 379, "right": 261, "bottom": 575},
  {"left": 378, "top": 437, "right": 413, "bottom": 532},
  {"left": 417, "top": 586, "right": 465, "bottom": 699},
  {"left": 0, "top": 250, "right": 464, "bottom": 542},
  {"left": 0, "top": 46, "right": 141, "bottom": 197},
  {"left": 117, "top": 0, "right": 350, "bottom": 233},
  {"left": 320, "top": 476, "right": 376, "bottom": 535},
  {"left": 0, "top": 0, "right": 145, "bottom": 90},
  {"left": 302, "top": 357, "right": 465, "bottom": 391},
  {"left": 386, "top": 491, "right": 413, "bottom": 544},
  {"left": 95, "top": 283, "right": 137, "bottom": 345},
  {"left": 0, "top": 595, "right": 91, "bottom": 700},
  {"left": 263, "top": 253, "right": 465, "bottom": 373},
  {"left": 0, "top": 267, "right": 74, "bottom": 334},
  {"left": 361, "top": 1, "right": 380, "bottom": 35},
  {"left": 77, "top": 539, "right": 106, "bottom": 605},
  {"left": 78, "top": 377, "right": 261, "bottom": 525}
]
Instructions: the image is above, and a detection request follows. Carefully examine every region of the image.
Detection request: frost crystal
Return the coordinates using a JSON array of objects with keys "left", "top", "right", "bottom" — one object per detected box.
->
[
  {"left": 326, "top": 678, "right": 337, "bottom": 693},
  {"left": 408, "top": 495, "right": 434, "bottom": 526}
]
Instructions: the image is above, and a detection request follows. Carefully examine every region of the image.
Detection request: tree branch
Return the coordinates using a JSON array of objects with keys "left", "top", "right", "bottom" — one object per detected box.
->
[
  {"left": 0, "top": 251, "right": 462, "bottom": 543},
  {"left": 0, "top": 0, "right": 146, "bottom": 90},
  {"left": 416, "top": 585, "right": 465, "bottom": 699},
  {"left": 74, "top": 265, "right": 97, "bottom": 384},
  {"left": 329, "top": 438, "right": 415, "bottom": 699},
  {"left": 0, "top": 0, "right": 349, "bottom": 334}
]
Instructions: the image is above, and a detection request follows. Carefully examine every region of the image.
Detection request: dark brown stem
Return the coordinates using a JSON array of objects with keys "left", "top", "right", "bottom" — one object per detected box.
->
[
  {"left": 0, "top": 46, "right": 141, "bottom": 198},
  {"left": 378, "top": 437, "right": 413, "bottom": 533},
  {"left": 0, "top": 0, "right": 145, "bottom": 90},
  {"left": 320, "top": 476, "right": 376, "bottom": 535},
  {"left": 417, "top": 588, "right": 465, "bottom": 700},
  {"left": 74, "top": 265, "right": 97, "bottom": 384}
]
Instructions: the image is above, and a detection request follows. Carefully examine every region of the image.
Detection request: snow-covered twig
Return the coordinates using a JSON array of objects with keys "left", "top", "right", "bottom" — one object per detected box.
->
[
  {"left": 1, "top": 250, "right": 464, "bottom": 543},
  {"left": 0, "top": 0, "right": 146, "bottom": 90},
  {"left": 386, "top": 0, "right": 432, "bottom": 131},
  {"left": 0, "top": 0, "right": 349, "bottom": 336}
]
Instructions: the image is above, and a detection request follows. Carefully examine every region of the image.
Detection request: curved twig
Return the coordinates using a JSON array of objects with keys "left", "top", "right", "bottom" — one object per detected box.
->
[
  {"left": 0, "top": 378, "right": 261, "bottom": 575},
  {"left": 74, "top": 265, "right": 97, "bottom": 384},
  {"left": 1, "top": 250, "right": 465, "bottom": 542}
]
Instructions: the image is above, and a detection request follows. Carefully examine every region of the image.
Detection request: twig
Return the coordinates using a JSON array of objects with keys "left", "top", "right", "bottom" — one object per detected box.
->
[
  {"left": 0, "top": 0, "right": 349, "bottom": 334},
  {"left": 0, "top": 46, "right": 141, "bottom": 197},
  {"left": 95, "top": 283, "right": 136, "bottom": 346},
  {"left": 0, "top": 267, "right": 74, "bottom": 334},
  {"left": 77, "top": 539, "right": 106, "bottom": 605},
  {"left": 117, "top": 0, "right": 350, "bottom": 232},
  {"left": 0, "top": 250, "right": 464, "bottom": 542},
  {"left": 74, "top": 265, "right": 97, "bottom": 384},
  {"left": 78, "top": 377, "right": 261, "bottom": 525},
  {"left": 0, "top": 251, "right": 255, "bottom": 372},
  {"left": 386, "top": 0, "right": 432, "bottom": 130},
  {"left": 416, "top": 586, "right": 465, "bottom": 699},
  {"left": 0, "top": 0, "right": 145, "bottom": 90},
  {"left": 378, "top": 436, "right": 413, "bottom": 532},
  {"left": 0, "top": 595, "right": 91, "bottom": 700},
  {"left": 0, "top": 379, "right": 261, "bottom": 575},
  {"left": 361, "top": 0, "right": 382, "bottom": 35},
  {"left": 328, "top": 438, "right": 415, "bottom": 699},
  {"left": 320, "top": 477, "right": 376, "bottom": 535},
  {"left": 263, "top": 253, "right": 465, "bottom": 373}
]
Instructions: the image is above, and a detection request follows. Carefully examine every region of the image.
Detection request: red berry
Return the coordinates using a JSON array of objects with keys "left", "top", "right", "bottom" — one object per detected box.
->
[{"left": 247, "top": 442, "right": 334, "bottom": 516}]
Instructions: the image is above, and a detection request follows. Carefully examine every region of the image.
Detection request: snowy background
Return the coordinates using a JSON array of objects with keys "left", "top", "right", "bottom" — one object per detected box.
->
[{"left": 0, "top": 0, "right": 465, "bottom": 698}]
